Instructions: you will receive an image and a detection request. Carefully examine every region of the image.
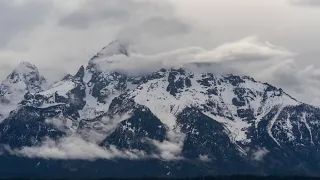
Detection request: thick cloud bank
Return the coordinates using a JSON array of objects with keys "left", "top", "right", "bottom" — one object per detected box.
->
[
  {"left": 1, "top": 0, "right": 320, "bottom": 104},
  {"left": 7, "top": 136, "right": 147, "bottom": 160},
  {"left": 91, "top": 36, "right": 320, "bottom": 104},
  {"left": 6, "top": 135, "right": 188, "bottom": 161},
  {"left": 95, "top": 37, "right": 293, "bottom": 75},
  {"left": 1, "top": 0, "right": 320, "bottom": 162},
  {"left": 0, "top": 36, "right": 318, "bottom": 161}
]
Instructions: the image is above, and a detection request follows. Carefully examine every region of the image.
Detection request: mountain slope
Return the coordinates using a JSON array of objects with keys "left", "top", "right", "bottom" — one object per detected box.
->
[
  {"left": 0, "top": 62, "right": 47, "bottom": 121},
  {"left": 0, "top": 43, "right": 319, "bottom": 177}
]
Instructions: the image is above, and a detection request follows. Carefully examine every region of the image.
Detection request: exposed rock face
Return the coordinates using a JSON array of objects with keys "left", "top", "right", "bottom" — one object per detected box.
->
[
  {"left": 0, "top": 62, "right": 47, "bottom": 121},
  {"left": 0, "top": 43, "right": 319, "bottom": 178}
]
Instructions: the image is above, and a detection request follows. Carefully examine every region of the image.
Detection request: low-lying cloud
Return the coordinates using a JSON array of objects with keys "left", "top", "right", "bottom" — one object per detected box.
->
[
  {"left": 6, "top": 135, "right": 188, "bottom": 161},
  {"left": 5, "top": 115, "right": 186, "bottom": 161},
  {"left": 151, "top": 130, "right": 186, "bottom": 161},
  {"left": 251, "top": 147, "right": 269, "bottom": 161},
  {"left": 7, "top": 136, "right": 148, "bottom": 161}
]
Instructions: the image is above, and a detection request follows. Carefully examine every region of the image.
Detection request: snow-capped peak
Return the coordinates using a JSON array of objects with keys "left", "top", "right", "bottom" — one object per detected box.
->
[
  {"left": 0, "top": 62, "right": 48, "bottom": 121},
  {"left": 87, "top": 40, "right": 130, "bottom": 71},
  {"left": 0, "top": 44, "right": 320, "bottom": 176},
  {"left": 5, "top": 61, "right": 46, "bottom": 92},
  {"left": 98, "top": 40, "right": 129, "bottom": 57},
  {"left": 12, "top": 61, "right": 38, "bottom": 75}
]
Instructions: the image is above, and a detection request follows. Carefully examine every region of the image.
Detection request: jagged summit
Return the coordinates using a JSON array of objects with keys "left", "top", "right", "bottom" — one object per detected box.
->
[
  {"left": 95, "top": 40, "right": 129, "bottom": 58},
  {"left": 0, "top": 46, "right": 319, "bottom": 177},
  {"left": 5, "top": 61, "right": 46, "bottom": 92},
  {"left": 87, "top": 40, "right": 130, "bottom": 71},
  {"left": 0, "top": 61, "right": 47, "bottom": 121},
  {"left": 12, "top": 61, "right": 38, "bottom": 74},
  {"left": 8, "top": 61, "right": 39, "bottom": 81},
  {"left": 75, "top": 65, "right": 85, "bottom": 79}
]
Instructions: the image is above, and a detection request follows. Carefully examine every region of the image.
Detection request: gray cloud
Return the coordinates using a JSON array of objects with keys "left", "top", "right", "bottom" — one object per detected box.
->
[
  {"left": 59, "top": 12, "right": 94, "bottom": 29},
  {"left": 4, "top": 114, "right": 186, "bottom": 161},
  {"left": 6, "top": 133, "right": 186, "bottom": 161},
  {"left": 7, "top": 136, "right": 149, "bottom": 160},
  {"left": 2, "top": 0, "right": 320, "bottom": 162},
  {"left": 0, "top": 0, "right": 193, "bottom": 83},
  {"left": 92, "top": 35, "right": 320, "bottom": 104},
  {"left": 58, "top": 0, "right": 131, "bottom": 29},
  {"left": 0, "top": 0, "right": 52, "bottom": 48},
  {"left": 94, "top": 37, "right": 293, "bottom": 76},
  {"left": 58, "top": 0, "right": 176, "bottom": 30},
  {"left": 251, "top": 147, "right": 269, "bottom": 161},
  {"left": 138, "top": 16, "right": 190, "bottom": 36},
  {"left": 198, "top": 155, "right": 211, "bottom": 162},
  {"left": 118, "top": 16, "right": 191, "bottom": 41},
  {"left": 290, "top": 0, "right": 320, "bottom": 6},
  {"left": 58, "top": 0, "right": 192, "bottom": 49},
  {"left": 0, "top": 0, "right": 320, "bottom": 105}
]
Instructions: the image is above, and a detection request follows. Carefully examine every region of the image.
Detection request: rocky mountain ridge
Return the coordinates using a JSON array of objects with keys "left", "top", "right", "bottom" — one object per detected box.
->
[{"left": 0, "top": 41, "right": 319, "bottom": 177}]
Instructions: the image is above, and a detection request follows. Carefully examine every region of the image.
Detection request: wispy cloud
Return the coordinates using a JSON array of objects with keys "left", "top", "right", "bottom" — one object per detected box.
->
[
  {"left": 251, "top": 147, "right": 269, "bottom": 161},
  {"left": 7, "top": 135, "right": 148, "bottom": 160},
  {"left": 94, "top": 36, "right": 293, "bottom": 76}
]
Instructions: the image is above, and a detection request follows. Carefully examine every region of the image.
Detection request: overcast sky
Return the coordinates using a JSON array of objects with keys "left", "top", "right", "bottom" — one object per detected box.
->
[{"left": 0, "top": 0, "right": 320, "bottom": 104}]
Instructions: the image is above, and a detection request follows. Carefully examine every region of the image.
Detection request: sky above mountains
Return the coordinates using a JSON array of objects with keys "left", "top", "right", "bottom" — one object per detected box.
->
[{"left": 0, "top": 0, "right": 320, "bottom": 104}]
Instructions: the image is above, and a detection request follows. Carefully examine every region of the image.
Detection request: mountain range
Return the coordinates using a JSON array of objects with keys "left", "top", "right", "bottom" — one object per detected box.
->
[{"left": 0, "top": 41, "right": 319, "bottom": 178}]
